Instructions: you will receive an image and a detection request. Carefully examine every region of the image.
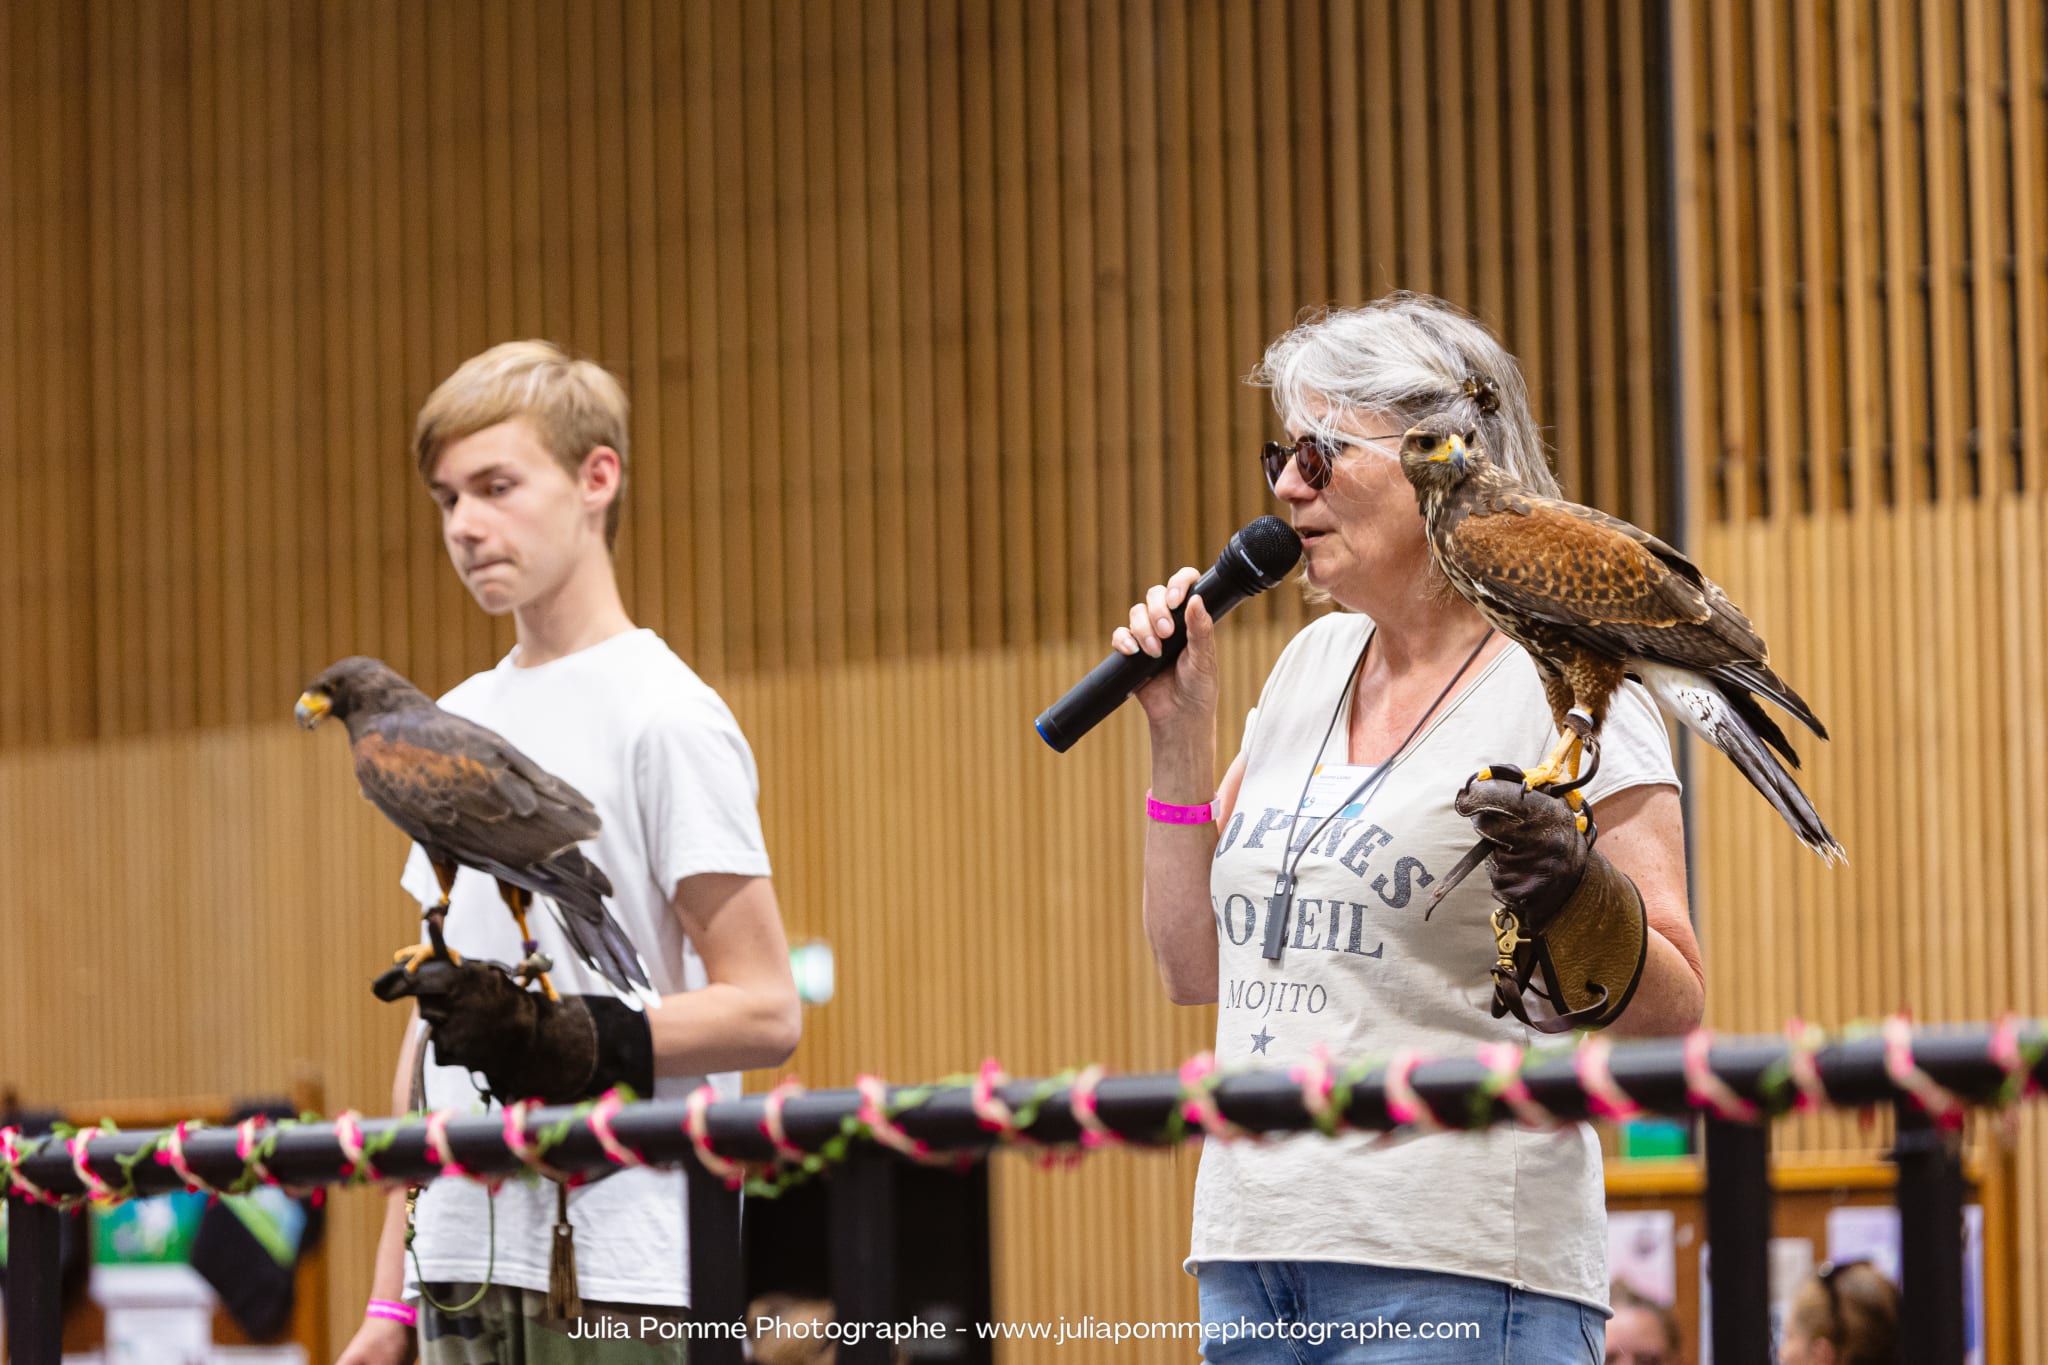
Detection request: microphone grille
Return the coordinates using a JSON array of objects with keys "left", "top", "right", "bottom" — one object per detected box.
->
[{"left": 1238, "top": 515, "right": 1304, "bottom": 582}]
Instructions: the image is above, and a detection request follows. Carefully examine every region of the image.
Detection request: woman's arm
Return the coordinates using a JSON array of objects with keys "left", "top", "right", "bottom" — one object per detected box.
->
[
  {"left": 1586, "top": 783, "right": 1704, "bottom": 1036},
  {"left": 1119, "top": 567, "right": 1237, "bottom": 1006},
  {"left": 1141, "top": 748, "right": 1244, "bottom": 1005}
]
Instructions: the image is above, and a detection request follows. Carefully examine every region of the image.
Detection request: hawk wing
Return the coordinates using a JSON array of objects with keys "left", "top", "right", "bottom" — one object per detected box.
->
[
  {"left": 1441, "top": 493, "right": 1770, "bottom": 672},
  {"left": 350, "top": 708, "right": 602, "bottom": 870}
]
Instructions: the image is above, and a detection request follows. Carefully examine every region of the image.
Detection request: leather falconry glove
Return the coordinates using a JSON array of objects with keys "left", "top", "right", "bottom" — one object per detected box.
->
[
  {"left": 1453, "top": 765, "right": 1647, "bottom": 1033},
  {"left": 373, "top": 957, "right": 655, "bottom": 1106}
]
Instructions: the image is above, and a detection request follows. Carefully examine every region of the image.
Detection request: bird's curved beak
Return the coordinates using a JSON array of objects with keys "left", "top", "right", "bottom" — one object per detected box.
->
[
  {"left": 294, "top": 690, "right": 331, "bottom": 730},
  {"left": 1438, "top": 433, "right": 1468, "bottom": 473}
]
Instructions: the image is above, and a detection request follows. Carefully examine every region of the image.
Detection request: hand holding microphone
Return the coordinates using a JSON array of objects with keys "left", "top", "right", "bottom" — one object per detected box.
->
[
  {"left": 1035, "top": 516, "right": 1302, "bottom": 751},
  {"left": 1117, "top": 565, "right": 1215, "bottom": 717}
]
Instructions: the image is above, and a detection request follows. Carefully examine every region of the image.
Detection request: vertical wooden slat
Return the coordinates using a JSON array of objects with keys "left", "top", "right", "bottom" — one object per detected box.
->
[
  {"left": 1582, "top": 0, "right": 1619, "bottom": 515},
  {"left": 1618, "top": 0, "right": 1659, "bottom": 531},
  {"left": 0, "top": 0, "right": 20, "bottom": 749},
  {"left": 1122, "top": 0, "right": 1165, "bottom": 602},
  {"left": 1543, "top": 2, "right": 1581, "bottom": 498},
  {"left": 1325, "top": 0, "right": 1361, "bottom": 305},
  {"left": 991, "top": 0, "right": 1033, "bottom": 646},
  {"left": 1468, "top": 0, "right": 1506, "bottom": 332},
  {"left": 1056, "top": 0, "right": 1098, "bottom": 639},
  {"left": 1088, "top": 0, "right": 1131, "bottom": 622},
  {"left": 928, "top": 0, "right": 970, "bottom": 651}
]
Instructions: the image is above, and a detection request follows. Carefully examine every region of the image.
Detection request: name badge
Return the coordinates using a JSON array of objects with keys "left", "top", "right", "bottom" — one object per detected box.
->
[{"left": 1298, "top": 763, "right": 1381, "bottom": 820}]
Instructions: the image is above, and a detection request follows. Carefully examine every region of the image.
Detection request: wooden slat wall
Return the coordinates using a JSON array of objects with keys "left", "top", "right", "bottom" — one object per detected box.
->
[
  {"left": 1, "top": 3, "right": 1673, "bottom": 1360},
  {"left": 1674, "top": 0, "right": 2048, "bottom": 1359}
]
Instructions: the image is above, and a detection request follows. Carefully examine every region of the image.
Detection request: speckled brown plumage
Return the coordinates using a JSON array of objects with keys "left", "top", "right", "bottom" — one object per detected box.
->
[
  {"left": 298, "top": 654, "right": 656, "bottom": 995},
  {"left": 1398, "top": 429, "right": 1843, "bottom": 861}
]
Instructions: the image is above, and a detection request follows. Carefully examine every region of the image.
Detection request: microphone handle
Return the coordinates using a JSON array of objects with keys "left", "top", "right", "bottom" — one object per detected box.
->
[{"left": 1034, "top": 549, "right": 1265, "bottom": 752}]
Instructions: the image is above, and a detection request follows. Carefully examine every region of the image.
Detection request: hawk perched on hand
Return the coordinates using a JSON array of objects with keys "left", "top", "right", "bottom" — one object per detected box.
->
[
  {"left": 1399, "top": 427, "right": 1844, "bottom": 863},
  {"left": 296, "top": 656, "right": 660, "bottom": 1004}
]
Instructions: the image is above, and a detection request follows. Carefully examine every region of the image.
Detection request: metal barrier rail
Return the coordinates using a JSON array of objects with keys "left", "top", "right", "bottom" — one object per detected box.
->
[{"left": 4, "top": 1020, "right": 2035, "bottom": 1364}]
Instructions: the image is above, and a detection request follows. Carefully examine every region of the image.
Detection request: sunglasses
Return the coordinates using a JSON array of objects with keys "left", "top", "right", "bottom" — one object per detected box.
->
[{"left": 1260, "top": 429, "right": 1404, "bottom": 493}]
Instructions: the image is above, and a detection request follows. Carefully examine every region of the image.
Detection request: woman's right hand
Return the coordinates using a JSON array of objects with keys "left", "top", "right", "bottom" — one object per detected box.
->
[
  {"left": 1112, "top": 566, "right": 1218, "bottom": 730},
  {"left": 335, "top": 1316, "right": 412, "bottom": 1365}
]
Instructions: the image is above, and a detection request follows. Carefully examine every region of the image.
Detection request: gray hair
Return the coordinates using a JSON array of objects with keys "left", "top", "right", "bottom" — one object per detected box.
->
[{"left": 1250, "top": 293, "right": 1558, "bottom": 496}]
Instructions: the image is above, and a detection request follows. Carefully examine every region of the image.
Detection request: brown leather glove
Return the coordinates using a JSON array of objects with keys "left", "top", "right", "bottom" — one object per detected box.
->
[
  {"left": 373, "top": 958, "right": 654, "bottom": 1105},
  {"left": 1452, "top": 764, "right": 1596, "bottom": 932},
  {"left": 1454, "top": 764, "right": 1645, "bottom": 1032}
]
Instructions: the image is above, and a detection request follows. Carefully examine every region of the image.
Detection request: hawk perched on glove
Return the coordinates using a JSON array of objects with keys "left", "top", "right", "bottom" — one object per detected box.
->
[
  {"left": 1399, "top": 426, "right": 1844, "bottom": 863},
  {"left": 297, "top": 655, "right": 660, "bottom": 1003}
]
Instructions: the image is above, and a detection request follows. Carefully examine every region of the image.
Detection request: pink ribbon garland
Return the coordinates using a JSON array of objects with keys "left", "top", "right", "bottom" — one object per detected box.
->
[
  {"left": 1291, "top": 1046, "right": 1348, "bottom": 1134},
  {"left": 1475, "top": 1043, "right": 1560, "bottom": 1130},
  {"left": 1783, "top": 1019, "right": 1831, "bottom": 1113},
  {"left": 758, "top": 1079, "right": 810, "bottom": 1165},
  {"left": 500, "top": 1100, "right": 578, "bottom": 1186},
  {"left": 684, "top": 1085, "right": 753, "bottom": 1189},
  {"left": 332, "top": 1110, "right": 381, "bottom": 1184},
  {"left": 1882, "top": 1014, "right": 1967, "bottom": 1129},
  {"left": 1381, "top": 1051, "right": 1445, "bottom": 1133},
  {"left": 970, "top": 1060, "right": 1027, "bottom": 1143},
  {"left": 854, "top": 1075, "right": 956, "bottom": 1168},
  {"left": 1177, "top": 1054, "right": 1250, "bottom": 1142},
  {"left": 1068, "top": 1066, "right": 1122, "bottom": 1150},
  {"left": 586, "top": 1089, "right": 649, "bottom": 1170},
  {"left": 423, "top": 1109, "right": 480, "bottom": 1183},
  {"left": 1989, "top": 1013, "right": 2041, "bottom": 1101},
  {"left": 1, "top": 1126, "right": 57, "bottom": 1206},
  {"left": 1574, "top": 1037, "right": 1643, "bottom": 1121},
  {"left": 155, "top": 1121, "right": 216, "bottom": 1196},
  {"left": 235, "top": 1117, "right": 279, "bottom": 1188},
  {"left": 1684, "top": 1030, "right": 1761, "bottom": 1122},
  {"left": 65, "top": 1127, "right": 118, "bottom": 1204}
]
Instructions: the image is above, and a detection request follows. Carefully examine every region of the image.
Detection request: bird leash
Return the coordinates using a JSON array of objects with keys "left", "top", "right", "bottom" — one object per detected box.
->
[{"left": 402, "top": 1021, "right": 499, "bottom": 1318}]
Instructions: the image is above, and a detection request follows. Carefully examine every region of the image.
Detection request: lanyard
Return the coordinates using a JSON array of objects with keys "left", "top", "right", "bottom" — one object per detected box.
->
[{"left": 1260, "top": 625, "right": 1495, "bottom": 961}]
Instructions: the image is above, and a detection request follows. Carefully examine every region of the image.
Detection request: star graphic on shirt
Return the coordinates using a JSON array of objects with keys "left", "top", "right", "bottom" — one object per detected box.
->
[{"left": 1249, "top": 1027, "right": 1274, "bottom": 1055}]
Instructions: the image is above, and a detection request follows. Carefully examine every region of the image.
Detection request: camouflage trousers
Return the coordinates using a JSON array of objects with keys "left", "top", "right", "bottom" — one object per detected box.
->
[{"left": 418, "top": 1283, "right": 689, "bottom": 1364}]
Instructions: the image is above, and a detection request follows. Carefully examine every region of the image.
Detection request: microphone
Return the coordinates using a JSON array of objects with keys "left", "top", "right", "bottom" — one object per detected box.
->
[{"left": 1035, "top": 515, "right": 1303, "bottom": 752}]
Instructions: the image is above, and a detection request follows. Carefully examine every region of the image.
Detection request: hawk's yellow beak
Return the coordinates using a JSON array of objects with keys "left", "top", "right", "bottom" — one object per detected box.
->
[
  {"left": 1428, "top": 433, "right": 1469, "bottom": 470},
  {"left": 295, "top": 690, "right": 331, "bottom": 729}
]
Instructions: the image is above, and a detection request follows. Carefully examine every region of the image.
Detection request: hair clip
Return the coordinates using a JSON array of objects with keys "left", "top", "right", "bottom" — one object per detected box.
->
[{"left": 1462, "top": 373, "right": 1501, "bottom": 416}]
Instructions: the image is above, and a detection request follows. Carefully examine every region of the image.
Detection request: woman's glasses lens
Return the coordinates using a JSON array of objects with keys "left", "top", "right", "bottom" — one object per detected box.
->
[{"left": 1261, "top": 434, "right": 1337, "bottom": 492}]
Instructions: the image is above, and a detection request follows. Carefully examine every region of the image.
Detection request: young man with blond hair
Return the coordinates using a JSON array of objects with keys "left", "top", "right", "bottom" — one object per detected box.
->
[{"left": 337, "top": 340, "right": 801, "bottom": 1365}]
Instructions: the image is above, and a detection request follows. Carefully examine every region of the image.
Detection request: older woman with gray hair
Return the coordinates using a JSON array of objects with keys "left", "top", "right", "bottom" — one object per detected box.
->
[{"left": 1114, "top": 294, "right": 1703, "bottom": 1361}]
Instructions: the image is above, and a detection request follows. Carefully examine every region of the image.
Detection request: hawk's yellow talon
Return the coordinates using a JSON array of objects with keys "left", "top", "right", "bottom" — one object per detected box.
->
[
  {"left": 1565, "top": 790, "right": 1585, "bottom": 811},
  {"left": 392, "top": 942, "right": 462, "bottom": 974},
  {"left": 1575, "top": 814, "right": 1590, "bottom": 834},
  {"left": 1476, "top": 767, "right": 1493, "bottom": 782}
]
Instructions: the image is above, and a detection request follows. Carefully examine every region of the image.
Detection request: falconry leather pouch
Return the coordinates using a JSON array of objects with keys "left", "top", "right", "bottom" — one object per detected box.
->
[{"left": 1489, "top": 848, "right": 1647, "bottom": 1033}]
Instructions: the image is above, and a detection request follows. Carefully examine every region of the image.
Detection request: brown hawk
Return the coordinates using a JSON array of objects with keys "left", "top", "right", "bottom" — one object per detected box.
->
[
  {"left": 1398, "top": 427, "right": 1844, "bottom": 863},
  {"left": 296, "top": 655, "right": 659, "bottom": 1003}
]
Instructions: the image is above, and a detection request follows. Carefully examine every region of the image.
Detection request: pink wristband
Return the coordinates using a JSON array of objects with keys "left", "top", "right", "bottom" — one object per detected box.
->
[
  {"left": 366, "top": 1298, "right": 417, "bottom": 1327},
  {"left": 1146, "top": 789, "right": 1216, "bottom": 824}
]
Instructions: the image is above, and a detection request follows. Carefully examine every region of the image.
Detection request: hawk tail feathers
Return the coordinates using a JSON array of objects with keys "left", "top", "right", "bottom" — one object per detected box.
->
[
  {"left": 1711, "top": 660, "right": 1830, "bottom": 742},
  {"left": 1713, "top": 679, "right": 1803, "bottom": 768},
  {"left": 546, "top": 892, "right": 663, "bottom": 1011},
  {"left": 1639, "top": 663, "right": 1847, "bottom": 865}
]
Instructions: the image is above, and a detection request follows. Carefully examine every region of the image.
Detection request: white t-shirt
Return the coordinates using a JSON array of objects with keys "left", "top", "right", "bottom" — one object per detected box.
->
[
  {"left": 399, "top": 628, "right": 773, "bottom": 1308},
  {"left": 1192, "top": 612, "right": 1679, "bottom": 1310}
]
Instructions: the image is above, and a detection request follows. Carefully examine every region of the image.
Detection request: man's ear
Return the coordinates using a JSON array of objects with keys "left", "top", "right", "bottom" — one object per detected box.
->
[{"left": 579, "top": 446, "right": 622, "bottom": 517}]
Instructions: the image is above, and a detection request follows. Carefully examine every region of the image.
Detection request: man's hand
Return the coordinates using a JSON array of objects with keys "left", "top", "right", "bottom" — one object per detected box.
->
[
  {"left": 372, "top": 958, "right": 649, "bottom": 1105},
  {"left": 1453, "top": 763, "right": 1595, "bottom": 931}
]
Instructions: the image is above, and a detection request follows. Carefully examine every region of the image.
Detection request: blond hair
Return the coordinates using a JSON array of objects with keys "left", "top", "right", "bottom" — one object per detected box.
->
[{"left": 414, "top": 340, "right": 631, "bottom": 548}]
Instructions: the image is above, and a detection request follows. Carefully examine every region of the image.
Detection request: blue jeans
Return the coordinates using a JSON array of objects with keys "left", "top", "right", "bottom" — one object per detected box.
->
[{"left": 1196, "top": 1261, "right": 1604, "bottom": 1363}]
